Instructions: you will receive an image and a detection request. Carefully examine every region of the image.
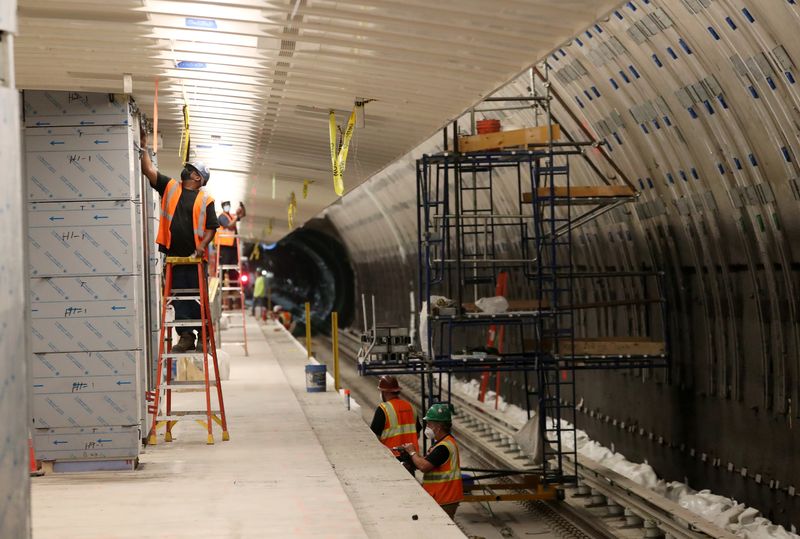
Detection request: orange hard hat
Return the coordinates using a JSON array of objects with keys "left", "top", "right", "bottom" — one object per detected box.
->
[{"left": 377, "top": 375, "right": 401, "bottom": 393}]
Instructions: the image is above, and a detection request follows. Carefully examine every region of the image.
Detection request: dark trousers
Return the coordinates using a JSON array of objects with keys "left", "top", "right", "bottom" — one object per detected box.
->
[{"left": 172, "top": 263, "right": 207, "bottom": 337}]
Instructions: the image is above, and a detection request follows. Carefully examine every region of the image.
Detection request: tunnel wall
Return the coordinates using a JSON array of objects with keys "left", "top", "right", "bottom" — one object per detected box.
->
[
  {"left": 327, "top": 0, "right": 800, "bottom": 527},
  {"left": 0, "top": 0, "right": 31, "bottom": 534}
]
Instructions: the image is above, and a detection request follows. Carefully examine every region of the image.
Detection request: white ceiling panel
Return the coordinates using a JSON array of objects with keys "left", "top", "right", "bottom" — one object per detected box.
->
[{"left": 15, "top": 0, "right": 622, "bottom": 239}]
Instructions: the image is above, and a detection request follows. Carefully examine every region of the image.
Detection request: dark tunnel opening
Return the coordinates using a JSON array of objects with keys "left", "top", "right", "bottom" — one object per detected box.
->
[{"left": 243, "top": 219, "right": 355, "bottom": 337}]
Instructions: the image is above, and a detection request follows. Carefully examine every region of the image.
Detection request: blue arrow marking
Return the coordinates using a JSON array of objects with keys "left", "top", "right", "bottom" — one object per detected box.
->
[
  {"left": 49, "top": 140, "right": 64, "bottom": 146},
  {"left": 116, "top": 380, "right": 131, "bottom": 386},
  {"left": 35, "top": 121, "right": 50, "bottom": 126},
  {"left": 33, "top": 384, "right": 44, "bottom": 388},
  {"left": 49, "top": 216, "right": 64, "bottom": 221},
  {"left": 80, "top": 121, "right": 95, "bottom": 125},
  {"left": 93, "top": 139, "right": 109, "bottom": 144},
  {"left": 53, "top": 440, "right": 67, "bottom": 445},
  {"left": 93, "top": 215, "right": 108, "bottom": 220},
  {"left": 97, "top": 438, "right": 112, "bottom": 443},
  {"left": 111, "top": 305, "right": 126, "bottom": 311}
]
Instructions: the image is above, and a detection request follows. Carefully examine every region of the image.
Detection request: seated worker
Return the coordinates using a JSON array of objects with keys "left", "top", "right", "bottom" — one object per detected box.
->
[
  {"left": 273, "top": 305, "right": 293, "bottom": 331},
  {"left": 369, "top": 376, "right": 420, "bottom": 474},
  {"left": 400, "top": 403, "right": 463, "bottom": 519}
]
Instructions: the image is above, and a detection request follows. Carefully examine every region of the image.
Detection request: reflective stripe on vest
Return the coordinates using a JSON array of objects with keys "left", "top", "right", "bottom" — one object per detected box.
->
[
  {"left": 216, "top": 211, "right": 236, "bottom": 247},
  {"left": 422, "top": 435, "right": 463, "bottom": 505},
  {"left": 379, "top": 399, "right": 418, "bottom": 455}
]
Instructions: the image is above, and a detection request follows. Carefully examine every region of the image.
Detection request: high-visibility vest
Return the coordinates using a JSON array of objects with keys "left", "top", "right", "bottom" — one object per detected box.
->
[
  {"left": 378, "top": 398, "right": 419, "bottom": 456},
  {"left": 156, "top": 179, "right": 214, "bottom": 260},
  {"left": 216, "top": 211, "right": 237, "bottom": 247},
  {"left": 278, "top": 311, "right": 292, "bottom": 328},
  {"left": 422, "top": 434, "right": 463, "bottom": 506}
]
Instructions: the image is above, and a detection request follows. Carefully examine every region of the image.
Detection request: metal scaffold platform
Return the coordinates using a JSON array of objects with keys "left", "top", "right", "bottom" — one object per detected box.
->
[{"left": 358, "top": 66, "right": 670, "bottom": 487}]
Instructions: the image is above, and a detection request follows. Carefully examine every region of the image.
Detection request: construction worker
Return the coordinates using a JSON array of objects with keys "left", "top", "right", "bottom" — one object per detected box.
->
[
  {"left": 252, "top": 270, "right": 267, "bottom": 318},
  {"left": 140, "top": 131, "right": 218, "bottom": 353},
  {"left": 273, "top": 305, "right": 293, "bottom": 331},
  {"left": 369, "top": 376, "right": 421, "bottom": 474},
  {"left": 400, "top": 403, "right": 463, "bottom": 519},
  {"left": 216, "top": 201, "right": 245, "bottom": 309}
]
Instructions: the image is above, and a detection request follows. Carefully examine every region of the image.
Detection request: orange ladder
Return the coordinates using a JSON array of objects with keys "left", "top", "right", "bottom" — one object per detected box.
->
[
  {"left": 216, "top": 236, "right": 249, "bottom": 356},
  {"left": 148, "top": 256, "right": 230, "bottom": 445}
]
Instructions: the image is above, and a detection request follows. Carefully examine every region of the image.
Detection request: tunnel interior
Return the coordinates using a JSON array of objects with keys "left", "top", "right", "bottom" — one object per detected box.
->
[{"left": 245, "top": 219, "right": 355, "bottom": 336}]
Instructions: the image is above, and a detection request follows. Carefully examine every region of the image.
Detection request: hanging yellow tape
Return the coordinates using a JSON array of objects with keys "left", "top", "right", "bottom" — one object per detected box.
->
[
  {"left": 329, "top": 110, "right": 341, "bottom": 195},
  {"left": 179, "top": 103, "right": 191, "bottom": 163},
  {"left": 288, "top": 191, "right": 298, "bottom": 230},
  {"left": 328, "top": 107, "right": 357, "bottom": 196},
  {"left": 302, "top": 179, "right": 314, "bottom": 199},
  {"left": 337, "top": 108, "right": 357, "bottom": 178},
  {"left": 249, "top": 243, "right": 260, "bottom": 261},
  {"left": 268, "top": 217, "right": 274, "bottom": 236}
]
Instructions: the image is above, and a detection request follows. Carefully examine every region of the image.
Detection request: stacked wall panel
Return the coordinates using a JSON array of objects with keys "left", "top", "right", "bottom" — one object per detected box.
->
[{"left": 25, "top": 90, "right": 148, "bottom": 467}]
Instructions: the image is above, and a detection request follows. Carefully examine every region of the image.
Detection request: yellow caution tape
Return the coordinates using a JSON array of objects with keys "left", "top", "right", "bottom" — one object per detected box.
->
[
  {"left": 272, "top": 173, "right": 277, "bottom": 199},
  {"left": 179, "top": 103, "right": 191, "bottom": 163},
  {"left": 249, "top": 243, "right": 260, "bottom": 261},
  {"left": 329, "top": 107, "right": 357, "bottom": 196},
  {"left": 268, "top": 218, "right": 274, "bottom": 236},
  {"left": 303, "top": 179, "right": 314, "bottom": 199},
  {"left": 329, "top": 110, "right": 341, "bottom": 195},
  {"left": 288, "top": 192, "right": 297, "bottom": 230},
  {"left": 337, "top": 108, "right": 357, "bottom": 179}
]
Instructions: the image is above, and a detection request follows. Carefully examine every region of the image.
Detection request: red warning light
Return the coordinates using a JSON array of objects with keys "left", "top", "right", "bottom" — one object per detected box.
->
[{"left": 241, "top": 274, "right": 249, "bottom": 284}]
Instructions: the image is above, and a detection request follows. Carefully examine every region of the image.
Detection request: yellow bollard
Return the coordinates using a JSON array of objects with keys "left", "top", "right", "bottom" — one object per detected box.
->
[
  {"left": 305, "top": 301, "right": 312, "bottom": 359},
  {"left": 332, "top": 311, "right": 340, "bottom": 391}
]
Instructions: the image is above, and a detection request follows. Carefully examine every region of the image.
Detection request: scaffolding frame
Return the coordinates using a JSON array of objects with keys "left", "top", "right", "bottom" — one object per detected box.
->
[{"left": 359, "top": 66, "right": 669, "bottom": 486}]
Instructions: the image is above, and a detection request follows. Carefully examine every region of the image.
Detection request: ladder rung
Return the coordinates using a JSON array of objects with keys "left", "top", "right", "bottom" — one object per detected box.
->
[
  {"left": 164, "top": 320, "right": 208, "bottom": 327},
  {"left": 161, "top": 352, "right": 212, "bottom": 359},
  {"left": 220, "top": 287, "right": 243, "bottom": 291},
  {"left": 162, "top": 381, "right": 218, "bottom": 390},
  {"left": 171, "top": 288, "right": 201, "bottom": 293},
  {"left": 165, "top": 296, "right": 202, "bottom": 301},
  {"left": 157, "top": 411, "right": 221, "bottom": 421},
  {"left": 218, "top": 265, "right": 240, "bottom": 270}
]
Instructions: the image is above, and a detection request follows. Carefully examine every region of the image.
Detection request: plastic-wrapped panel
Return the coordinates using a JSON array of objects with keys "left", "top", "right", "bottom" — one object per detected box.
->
[
  {"left": 23, "top": 91, "right": 131, "bottom": 128},
  {"left": 0, "top": 0, "right": 14, "bottom": 32},
  {"left": 33, "top": 425, "right": 139, "bottom": 461},
  {"left": 30, "top": 276, "right": 142, "bottom": 353},
  {"left": 26, "top": 125, "right": 138, "bottom": 201},
  {"left": 31, "top": 351, "right": 139, "bottom": 428},
  {"left": 27, "top": 200, "right": 141, "bottom": 276}
]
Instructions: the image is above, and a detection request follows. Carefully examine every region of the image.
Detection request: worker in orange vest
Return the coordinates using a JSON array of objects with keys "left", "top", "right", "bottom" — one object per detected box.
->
[
  {"left": 216, "top": 201, "right": 246, "bottom": 309},
  {"left": 369, "top": 376, "right": 420, "bottom": 474},
  {"left": 140, "top": 130, "right": 219, "bottom": 353},
  {"left": 273, "top": 305, "right": 293, "bottom": 331},
  {"left": 400, "top": 403, "right": 463, "bottom": 519}
]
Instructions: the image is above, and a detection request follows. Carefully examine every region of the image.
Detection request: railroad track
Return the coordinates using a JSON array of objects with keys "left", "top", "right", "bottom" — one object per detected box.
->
[{"left": 314, "top": 330, "right": 736, "bottom": 539}]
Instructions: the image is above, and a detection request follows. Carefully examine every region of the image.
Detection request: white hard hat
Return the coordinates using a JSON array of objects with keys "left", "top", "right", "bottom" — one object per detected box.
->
[{"left": 273, "top": 305, "right": 283, "bottom": 312}]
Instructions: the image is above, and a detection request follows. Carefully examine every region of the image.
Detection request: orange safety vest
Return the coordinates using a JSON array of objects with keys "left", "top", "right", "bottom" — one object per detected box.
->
[
  {"left": 422, "top": 434, "right": 463, "bottom": 506},
  {"left": 216, "top": 211, "right": 237, "bottom": 247},
  {"left": 278, "top": 311, "right": 292, "bottom": 329},
  {"left": 378, "top": 398, "right": 419, "bottom": 457},
  {"left": 156, "top": 179, "right": 214, "bottom": 260}
]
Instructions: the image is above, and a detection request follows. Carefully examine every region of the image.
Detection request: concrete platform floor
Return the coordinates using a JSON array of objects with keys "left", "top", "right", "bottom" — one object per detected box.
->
[{"left": 31, "top": 318, "right": 463, "bottom": 538}]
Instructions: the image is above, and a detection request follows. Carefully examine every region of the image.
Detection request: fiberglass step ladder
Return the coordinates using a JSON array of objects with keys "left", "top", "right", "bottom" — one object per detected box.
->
[
  {"left": 148, "top": 256, "right": 230, "bottom": 445},
  {"left": 216, "top": 235, "right": 249, "bottom": 355}
]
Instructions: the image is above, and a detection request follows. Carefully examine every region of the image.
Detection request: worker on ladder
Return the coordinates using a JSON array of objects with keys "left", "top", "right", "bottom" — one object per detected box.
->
[
  {"left": 400, "top": 403, "right": 463, "bottom": 519},
  {"left": 140, "top": 131, "right": 219, "bottom": 353},
  {"left": 369, "top": 375, "right": 420, "bottom": 475},
  {"left": 216, "top": 201, "right": 245, "bottom": 308}
]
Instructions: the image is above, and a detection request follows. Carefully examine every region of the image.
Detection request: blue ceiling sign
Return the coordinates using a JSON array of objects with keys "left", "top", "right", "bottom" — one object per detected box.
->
[
  {"left": 185, "top": 18, "right": 217, "bottom": 29},
  {"left": 177, "top": 61, "right": 207, "bottom": 69}
]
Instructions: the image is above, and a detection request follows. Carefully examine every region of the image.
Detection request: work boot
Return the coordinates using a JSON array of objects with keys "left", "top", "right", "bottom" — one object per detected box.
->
[{"left": 172, "top": 333, "right": 196, "bottom": 353}]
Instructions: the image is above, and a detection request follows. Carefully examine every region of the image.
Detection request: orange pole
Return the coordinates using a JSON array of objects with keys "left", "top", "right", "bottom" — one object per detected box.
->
[{"left": 153, "top": 78, "right": 159, "bottom": 151}]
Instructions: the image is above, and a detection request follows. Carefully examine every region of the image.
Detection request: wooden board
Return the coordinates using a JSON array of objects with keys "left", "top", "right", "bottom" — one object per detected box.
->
[
  {"left": 462, "top": 298, "right": 550, "bottom": 313},
  {"left": 457, "top": 124, "right": 560, "bottom": 152},
  {"left": 522, "top": 185, "right": 635, "bottom": 202},
  {"left": 526, "top": 337, "right": 666, "bottom": 356}
]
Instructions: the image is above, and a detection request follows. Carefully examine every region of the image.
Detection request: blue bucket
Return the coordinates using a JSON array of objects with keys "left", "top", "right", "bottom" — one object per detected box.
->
[{"left": 305, "top": 364, "right": 327, "bottom": 393}]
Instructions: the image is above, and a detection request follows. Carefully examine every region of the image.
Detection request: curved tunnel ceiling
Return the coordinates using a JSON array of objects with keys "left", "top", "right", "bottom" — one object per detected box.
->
[
  {"left": 14, "top": 0, "right": 621, "bottom": 239},
  {"left": 321, "top": 0, "right": 800, "bottom": 527}
]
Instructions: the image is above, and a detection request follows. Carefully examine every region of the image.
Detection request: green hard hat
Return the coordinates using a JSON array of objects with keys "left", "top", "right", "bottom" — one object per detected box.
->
[{"left": 424, "top": 403, "right": 454, "bottom": 422}]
